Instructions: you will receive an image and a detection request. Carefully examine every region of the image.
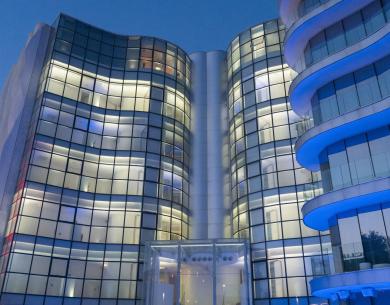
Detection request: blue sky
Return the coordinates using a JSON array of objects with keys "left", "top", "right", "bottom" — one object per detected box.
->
[{"left": 0, "top": 0, "right": 278, "bottom": 89}]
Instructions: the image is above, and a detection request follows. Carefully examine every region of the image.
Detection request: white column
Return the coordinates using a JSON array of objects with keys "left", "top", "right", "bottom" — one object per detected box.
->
[
  {"left": 206, "top": 51, "right": 229, "bottom": 239},
  {"left": 189, "top": 52, "right": 208, "bottom": 239},
  {"left": 189, "top": 51, "right": 230, "bottom": 239}
]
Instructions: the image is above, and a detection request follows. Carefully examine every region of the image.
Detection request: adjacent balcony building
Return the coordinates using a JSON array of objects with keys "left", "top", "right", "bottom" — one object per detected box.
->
[
  {"left": 280, "top": 0, "right": 390, "bottom": 304},
  {"left": 227, "top": 20, "right": 331, "bottom": 305}
]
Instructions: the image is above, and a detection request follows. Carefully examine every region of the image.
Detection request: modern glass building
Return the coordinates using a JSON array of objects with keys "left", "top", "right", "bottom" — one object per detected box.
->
[
  {"left": 226, "top": 21, "right": 331, "bottom": 305},
  {"left": 3, "top": 7, "right": 390, "bottom": 305},
  {"left": 0, "top": 15, "right": 191, "bottom": 305},
  {"left": 280, "top": 0, "right": 390, "bottom": 304}
]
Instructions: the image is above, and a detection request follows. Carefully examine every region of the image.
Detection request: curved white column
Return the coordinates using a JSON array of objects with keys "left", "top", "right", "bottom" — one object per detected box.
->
[
  {"left": 279, "top": 0, "right": 301, "bottom": 28},
  {"left": 189, "top": 52, "right": 208, "bottom": 239},
  {"left": 206, "top": 51, "right": 229, "bottom": 239},
  {"left": 189, "top": 51, "right": 230, "bottom": 239}
]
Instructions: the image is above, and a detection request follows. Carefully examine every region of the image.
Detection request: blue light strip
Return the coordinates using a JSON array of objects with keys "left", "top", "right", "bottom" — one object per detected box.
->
[
  {"left": 310, "top": 267, "right": 390, "bottom": 298},
  {"left": 296, "top": 99, "right": 390, "bottom": 170},
  {"left": 302, "top": 177, "right": 390, "bottom": 230},
  {"left": 283, "top": 0, "right": 372, "bottom": 67},
  {"left": 289, "top": 28, "right": 390, "bottom": 116}
]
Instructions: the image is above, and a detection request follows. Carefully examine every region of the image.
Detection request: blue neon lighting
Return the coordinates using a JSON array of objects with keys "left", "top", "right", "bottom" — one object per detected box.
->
[
  {"left": 284, "top": 0, "right": 372, "bottom": 67},
  {"left": 296, "top": 101, "right": 390, "bottom": 170},
  {"left": 289, "top": 28, "right": 390, "bottom": 116},
  {"left": 310, "top": 267, "right": 390, "bottom": 298},
  {"left": 302, "top": 178, "right": 390, "bottom": 230}
]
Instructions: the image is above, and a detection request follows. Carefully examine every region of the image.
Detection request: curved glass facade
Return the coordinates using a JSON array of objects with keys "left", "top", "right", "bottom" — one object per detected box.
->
[
  {"left": 303, "top": 0, "right": 390, "bottom": 69},
  {"left": 320, "top": 126, "right": 390, "bottom": 192},
  {"left": 0, "top": 14, "right": 191, "bottom": 305},
  {"left": 1, "top": 11, "right": 366, "bottom": 305},
  {"left": 227, "top": 20, "right": 332, "bottom": 305},
  {"left": 331, "top": 204, "right": 390, "bottom": 272},
  {"left": 311, "top": 54, "right": 390, "bottom": 126}
]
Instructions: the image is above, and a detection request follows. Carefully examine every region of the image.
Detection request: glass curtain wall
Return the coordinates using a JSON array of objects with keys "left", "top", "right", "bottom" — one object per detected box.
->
[
  {"left": 303, "top": 0, "right": 390, "bottom": 69},
  {"left": 226, "top": 20, "right": 334, "bottom": 305},
  {"left": 0, "top": 14, "right": 191, "bottom": 305},
  {"left": 311, "top": 54, "right": 390, "bottom": 126},
  {"left": 331, "top": 204, "right": 390, "bottom": 272},
  {"left": 320, "top": 126, "right": 390, "bottom": 192},
  {"left": 143, "top": 240, "right": 252, "bottom": 305}
]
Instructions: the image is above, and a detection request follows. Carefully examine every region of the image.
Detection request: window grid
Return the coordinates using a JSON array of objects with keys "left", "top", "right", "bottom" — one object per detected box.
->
[
  {"left": 304, "top": 0, "right": 390, "bottom": 70},
  {"left": 227, "top": 20, "right": 331, "bottom": 305},
  {"left": 0, "top": 14, "right": 192, "bottom": 305},
  {"left": 311, "top": 54, "right": 390, "bottom": 126}
]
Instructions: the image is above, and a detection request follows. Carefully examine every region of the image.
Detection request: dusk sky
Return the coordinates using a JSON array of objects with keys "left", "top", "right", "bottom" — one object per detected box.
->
[{"left": 0, "top": 0, "right": 278, "bottom": 89}]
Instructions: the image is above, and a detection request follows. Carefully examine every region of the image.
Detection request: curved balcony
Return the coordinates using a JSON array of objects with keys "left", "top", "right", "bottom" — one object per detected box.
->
[
  {"left": 295, "top": 97, "right": 390, "bottom": 170},
  {"left": 302, "top": 177, "right": 390, "bottom": 230},
  {"left": 283, "top": 0, "right": 372, "bottom": 68},
  {"left": 289, "top": 23, "right": 390, "bottom": 116},
  {"left": 311, "top": 267, "right": 390, "bottom": 299}
]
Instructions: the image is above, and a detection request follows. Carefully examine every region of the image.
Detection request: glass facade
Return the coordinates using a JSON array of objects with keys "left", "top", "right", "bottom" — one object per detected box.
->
[
  {"left": 143, "top": 240, "right": 252, "bottom": 305},
  {"left": 303, "top": 0, "right": 390, "bottom": 70},
  {"left": 331, "top": 204, "right": 390, "bottom": 272},
  {"left": 311, "top": 54, "right": 390, "bottom": 126},
  {"left": 282, "top": 0, "right": 390, "bottom": 302},
  {"left": 0, "top": 14, "right": 191, "bottom": 305},
  {"left": 320, "top": 126, "right": 390, "bottom": 192},
  {"left": 0, "top": 12, "right": 344, "bottom": 305},
  {"left": 226, "top": 20, "right": 332, "bottom": 305}
]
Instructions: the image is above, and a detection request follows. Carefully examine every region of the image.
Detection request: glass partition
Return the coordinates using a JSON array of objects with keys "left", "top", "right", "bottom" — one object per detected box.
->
[{"left": 143, "top": 240, "right": 252, "bottom": 305}]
